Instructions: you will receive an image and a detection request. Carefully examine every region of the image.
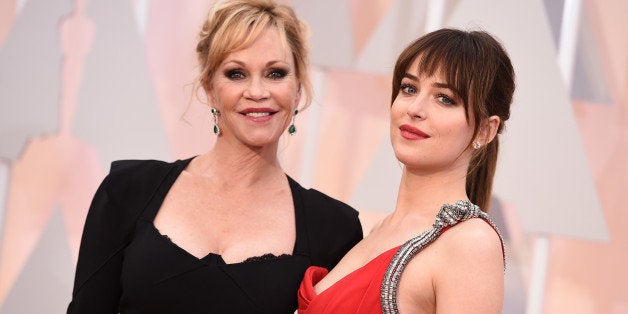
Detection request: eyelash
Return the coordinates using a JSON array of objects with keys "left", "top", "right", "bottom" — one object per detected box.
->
[
  {"left": 225, "top": 69, "right": 245, "bottom": 80},
  {"left": 400, "top": 83, "right": 457, "bottom": 106},
  {"left": 400, "top": 83, "right": 417, "bottom": 95},
  {"left": 224, "top": 68, "right": 289, "bottom": 81},
  {"left": 268, "top": 68, "right": 287, "bottom": 79},
  {"left": 437, "top": 93, "right": 456, "bottom": 105}
]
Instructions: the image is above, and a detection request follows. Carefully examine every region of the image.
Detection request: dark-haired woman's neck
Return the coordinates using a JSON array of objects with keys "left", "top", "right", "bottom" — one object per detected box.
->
[{"left": 390, "top": 164, "right": 469, "bottom": 223}]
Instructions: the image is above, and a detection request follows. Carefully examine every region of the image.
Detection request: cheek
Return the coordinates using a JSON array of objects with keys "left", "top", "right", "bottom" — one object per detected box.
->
[
  {"left": 439, "top": 118, "right": 473, "bottom": 145},
  {"left": 211, "top": 85, "right": 237, "bottom": 106},
  {"left": 275, "top": 85, "right": 300, "bottom": 106},
  {"left": 455, "top": 128, "right": 475, "bottom": 151},
  {"left": 389, "top": 101, "right": 405, "bottom": 121}
]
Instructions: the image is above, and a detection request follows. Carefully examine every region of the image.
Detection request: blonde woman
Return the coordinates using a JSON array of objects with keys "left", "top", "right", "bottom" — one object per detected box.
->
[{"left": 68, "top": 1, "right": 362, "bottom": 313}]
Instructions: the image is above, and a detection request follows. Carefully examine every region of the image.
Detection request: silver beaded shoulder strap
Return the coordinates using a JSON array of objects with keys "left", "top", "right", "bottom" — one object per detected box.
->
[{"left": 380, "top": 200, "right": 505, "bottom": 313}]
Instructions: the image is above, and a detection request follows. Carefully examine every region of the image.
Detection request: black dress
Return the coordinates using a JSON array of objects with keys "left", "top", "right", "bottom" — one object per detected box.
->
[{"left": 67, "top": 158, "right": 363, "bottom": 314}]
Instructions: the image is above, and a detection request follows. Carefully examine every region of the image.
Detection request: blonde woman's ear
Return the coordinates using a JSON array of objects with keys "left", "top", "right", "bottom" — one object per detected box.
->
[{"left": 296, "top": 84, "right": 302, "bottom": 105}]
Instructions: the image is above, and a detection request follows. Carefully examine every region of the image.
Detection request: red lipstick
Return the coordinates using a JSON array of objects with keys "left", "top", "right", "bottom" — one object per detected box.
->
[{"left": 399, "top": 124, "right": 430, "bottom": 140}]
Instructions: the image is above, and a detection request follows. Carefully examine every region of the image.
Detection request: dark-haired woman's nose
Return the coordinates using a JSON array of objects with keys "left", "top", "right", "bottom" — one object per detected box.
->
[{"left": 407, "top": 97, "right": 427, "bottom": 120}]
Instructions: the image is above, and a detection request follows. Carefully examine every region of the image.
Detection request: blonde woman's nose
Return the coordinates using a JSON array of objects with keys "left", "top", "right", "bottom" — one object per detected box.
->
[{"left": 243, "top": 77, "right": 270, "bottom": 101}]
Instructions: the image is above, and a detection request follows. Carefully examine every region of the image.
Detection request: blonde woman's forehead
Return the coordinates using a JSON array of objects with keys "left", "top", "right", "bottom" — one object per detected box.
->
[{"left": 222, "top": 28, "right": 294, "bottom": 65}]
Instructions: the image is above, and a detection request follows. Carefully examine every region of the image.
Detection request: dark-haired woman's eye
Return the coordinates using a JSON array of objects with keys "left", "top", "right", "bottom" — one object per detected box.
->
[
  {"left": 437, "top": 94, "right": 456, "bottom": 105},
  {"left": 225, "top": 69, "right": 245, "bottom": 80},
  {"left": 267, "top": 68, "right": 287, "bottom": 80},
  {"left": 400, "top": 84, "right": 417, "bottom": 95}
]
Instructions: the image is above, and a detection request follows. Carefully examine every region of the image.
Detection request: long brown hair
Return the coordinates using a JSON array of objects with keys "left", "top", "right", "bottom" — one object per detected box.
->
[{"left": 391, "top": 29, "right": 515, "bottom": 211}]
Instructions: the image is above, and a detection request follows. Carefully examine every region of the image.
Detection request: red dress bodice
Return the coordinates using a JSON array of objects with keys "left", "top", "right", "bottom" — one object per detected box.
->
[
  {"left": 297, "top": 246, "right": 400, "bottom": 314},
  {"left": 298, "top": 202, "right": 506, "bottom": 314}
]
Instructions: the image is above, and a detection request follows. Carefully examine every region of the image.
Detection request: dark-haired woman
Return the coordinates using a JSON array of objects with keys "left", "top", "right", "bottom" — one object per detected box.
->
[{"left": 299, "top": 28, "right": 514, "bottom": 313}]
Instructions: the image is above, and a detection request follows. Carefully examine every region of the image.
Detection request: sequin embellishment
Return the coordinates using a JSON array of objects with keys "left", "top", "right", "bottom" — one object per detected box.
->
[{"left": 380, "top": 200, "right": 505, "bottom": 313}]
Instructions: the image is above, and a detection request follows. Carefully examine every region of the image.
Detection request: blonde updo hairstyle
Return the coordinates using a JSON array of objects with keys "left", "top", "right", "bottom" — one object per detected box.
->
[{"left": 196, "top": 0, "right": 312, "bottom": 108}]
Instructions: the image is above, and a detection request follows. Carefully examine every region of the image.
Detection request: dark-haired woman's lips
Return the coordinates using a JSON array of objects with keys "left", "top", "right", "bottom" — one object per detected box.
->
[{"left": 399, "top": 124, "right": 430, "bottom": 140}]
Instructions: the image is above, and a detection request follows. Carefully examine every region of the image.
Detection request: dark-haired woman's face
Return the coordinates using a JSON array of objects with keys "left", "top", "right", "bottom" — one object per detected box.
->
[{"left": 390, "top": 58, "right": 475, "bottom": 173}]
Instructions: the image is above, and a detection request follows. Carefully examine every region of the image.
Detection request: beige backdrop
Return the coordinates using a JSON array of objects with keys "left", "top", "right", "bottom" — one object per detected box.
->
[{"left": 0, "top": 0, "right": 626, "bottom": 313}]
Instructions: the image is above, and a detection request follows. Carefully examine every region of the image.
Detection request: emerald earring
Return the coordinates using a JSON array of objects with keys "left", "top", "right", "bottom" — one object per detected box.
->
[
  {"left": 288, "top": 109, "right": 298, "bottom": 135},
  {"left": 211, "top": 108, "right": 221, "bottom": 135}
]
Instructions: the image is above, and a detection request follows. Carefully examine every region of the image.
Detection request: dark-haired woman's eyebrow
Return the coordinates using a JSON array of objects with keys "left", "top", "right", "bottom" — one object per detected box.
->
[
  {"left": 432, "top": 82, "right": 460, "bottom": 95},
  {"left": 403, "top": 73, "right": 418, "bottom": 81}
]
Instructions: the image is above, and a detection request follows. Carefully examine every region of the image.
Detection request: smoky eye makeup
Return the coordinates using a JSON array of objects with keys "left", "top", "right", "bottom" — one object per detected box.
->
[
  {"left": 267, "top": 68, "right": 288, "bottom": 79},
  {"left": 224, "top": 68, "right": 245, "bottom": 80}
]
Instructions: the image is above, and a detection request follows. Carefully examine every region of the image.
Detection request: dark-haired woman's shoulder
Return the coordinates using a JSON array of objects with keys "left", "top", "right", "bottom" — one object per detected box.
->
[{"left": 400, "top": 218, "right": 504, "bottom": 313}]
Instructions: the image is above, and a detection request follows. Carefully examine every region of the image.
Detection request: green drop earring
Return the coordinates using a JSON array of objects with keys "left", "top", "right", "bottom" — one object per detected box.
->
[
  {"left": 211, "top": 108, "right": 221, "bottom": 135},
  {"left": 288, "top": 109, "right": 298, "bottom": 135}
]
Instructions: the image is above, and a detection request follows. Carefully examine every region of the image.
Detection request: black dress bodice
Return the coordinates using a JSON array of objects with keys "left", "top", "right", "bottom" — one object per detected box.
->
[{"left": 68, "top": 158, "right": 362, "bottom": 314}]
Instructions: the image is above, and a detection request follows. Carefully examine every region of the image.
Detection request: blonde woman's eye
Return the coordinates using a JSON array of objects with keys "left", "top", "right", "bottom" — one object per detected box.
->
[
  {"left": 268, "top": 69, "right": 287, "bottom": 79},
  {"left": 225, "top": 69, "right": 245, "bottom": 80}
]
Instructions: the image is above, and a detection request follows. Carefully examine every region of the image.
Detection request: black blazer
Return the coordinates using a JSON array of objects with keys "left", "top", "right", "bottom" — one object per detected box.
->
[{"left": 68, "top": 159, "right": 362, "bottom": 313}]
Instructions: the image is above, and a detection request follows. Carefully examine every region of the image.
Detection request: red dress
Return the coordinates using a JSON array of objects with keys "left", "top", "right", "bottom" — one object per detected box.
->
[
  {"left": 297, "top": 201, "right": 505, "bottom": 314},
  {"left": 297, "top": 246, "right": 400, "bottom": 314}
]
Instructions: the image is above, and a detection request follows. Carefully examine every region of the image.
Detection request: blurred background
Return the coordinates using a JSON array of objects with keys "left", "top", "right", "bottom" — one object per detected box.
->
[{"left": 0, "top": 0, "right": 625, "bottom": 313}]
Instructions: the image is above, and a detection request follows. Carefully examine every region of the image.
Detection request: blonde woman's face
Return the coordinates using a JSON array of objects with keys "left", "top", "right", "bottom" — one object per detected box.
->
[{"left": 208, "top": 27, "right": 301, "bottom": 149}]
